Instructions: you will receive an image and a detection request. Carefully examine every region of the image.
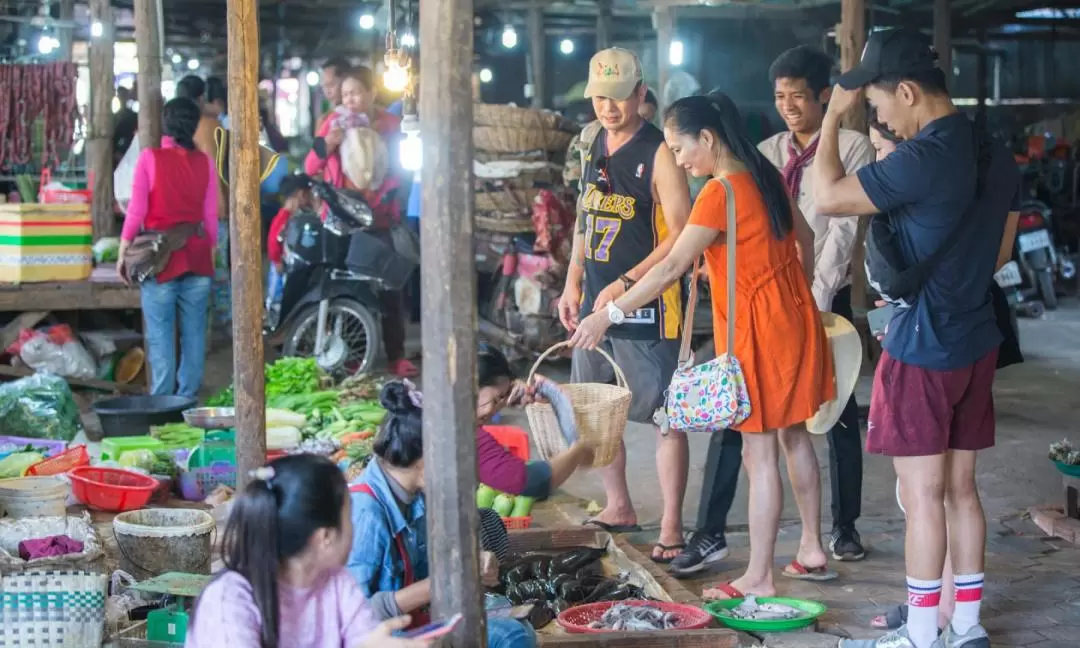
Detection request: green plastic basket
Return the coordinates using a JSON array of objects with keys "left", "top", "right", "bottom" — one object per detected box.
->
[{"left": 704, "top": 596, "right": 826, "bottom": 632}]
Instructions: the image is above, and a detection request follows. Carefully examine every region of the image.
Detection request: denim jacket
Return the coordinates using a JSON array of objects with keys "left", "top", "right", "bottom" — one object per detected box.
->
[{"left": 346, "top": 459, "right": 428, "bottom": 597}]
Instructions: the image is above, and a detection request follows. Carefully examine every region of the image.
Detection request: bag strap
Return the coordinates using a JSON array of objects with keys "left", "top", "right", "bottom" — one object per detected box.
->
[{"left": 678, "top": 176, "right": 737, "bottom": 364}]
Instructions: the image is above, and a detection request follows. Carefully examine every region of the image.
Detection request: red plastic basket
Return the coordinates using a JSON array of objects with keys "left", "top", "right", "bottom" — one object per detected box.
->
[
  {"left": 26, "top": 445, "right": 90, "bottom": 476},
  {"left": 67, "top": 466, "right": 157, "bottom": 512},
  {"left": 501, "top": 516, "right": 533, "bottom": 530},
  {"left": 556, "top": 600, "right": 714, "bottom": 633},
  {"left": 483, "top": 425, "right": 530, "bottom": 462}
]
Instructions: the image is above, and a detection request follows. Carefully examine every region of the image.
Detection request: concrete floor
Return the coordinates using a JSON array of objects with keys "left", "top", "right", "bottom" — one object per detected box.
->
[{"left": 194, "top": 302, "right": 1080, "bottom": 644}]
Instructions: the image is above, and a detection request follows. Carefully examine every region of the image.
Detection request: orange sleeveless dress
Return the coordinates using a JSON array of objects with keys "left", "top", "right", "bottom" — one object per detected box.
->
[{"left": 689, "top": 173, "right": 835, "bottom": 433}]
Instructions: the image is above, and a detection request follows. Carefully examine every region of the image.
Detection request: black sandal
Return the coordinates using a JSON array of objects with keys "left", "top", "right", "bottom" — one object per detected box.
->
[{"left": 650, "top": 543, "right": 686, "bottom": 564}]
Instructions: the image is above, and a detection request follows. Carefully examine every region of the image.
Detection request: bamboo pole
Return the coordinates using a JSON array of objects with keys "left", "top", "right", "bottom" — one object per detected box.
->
[
  {"left": 838, "top": 0, "right": 869, "bottom": 318},
  {"left": 419, "top": 0, "right": 484, "bottom": 638},
  {"left": 134, "top": 0, "right": 162, "bottom": 149},
  {"left": 226, "top": 0, "right": 266, "bottom": 490},
  {"left": 88, "top": 0, "right": 115, "bottom": 240}
]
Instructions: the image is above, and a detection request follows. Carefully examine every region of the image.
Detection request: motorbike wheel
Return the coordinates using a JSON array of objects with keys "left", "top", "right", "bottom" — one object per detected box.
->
[
  {"left": 281, "top": 298, "right": 380, "bottom": 376},
  {"left": 1037, "top": 270, "right": 1058, "bottom": 310}
]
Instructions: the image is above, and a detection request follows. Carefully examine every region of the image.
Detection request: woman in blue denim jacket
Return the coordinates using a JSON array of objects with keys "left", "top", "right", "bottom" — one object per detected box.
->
[{"left": 345, "top": 381, "right": 537, "bottom": 648}]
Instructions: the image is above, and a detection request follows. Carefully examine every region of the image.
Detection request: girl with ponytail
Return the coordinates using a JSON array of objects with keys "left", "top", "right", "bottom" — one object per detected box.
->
[
  {"left": 187, "top": 454, "right": 430, "bottom": 647},
  {"left": 569, "top": 91, "right": 838, "bottom": 600}
]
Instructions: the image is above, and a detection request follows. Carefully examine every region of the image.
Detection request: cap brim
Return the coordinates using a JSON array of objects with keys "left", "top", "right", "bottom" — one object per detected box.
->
[
  {"left": 584, "top": 80, "right": 637, "bottom": 101},
  {"left": 836, "top": 66, "right": 877, "bottom": 90}
]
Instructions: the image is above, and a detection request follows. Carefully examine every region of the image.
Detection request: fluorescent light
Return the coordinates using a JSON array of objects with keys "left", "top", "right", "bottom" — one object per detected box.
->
[
  {"left": 669, "top": 40, "right": 684, "bottom": 66},
  {"left": 383, "top": 64, "right": 408, "bottom": 93}
]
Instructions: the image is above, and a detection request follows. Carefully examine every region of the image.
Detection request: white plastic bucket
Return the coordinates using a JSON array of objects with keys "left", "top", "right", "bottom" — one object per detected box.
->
[{"left": 0, "top": 476, "right": 70, "bottom": 518}]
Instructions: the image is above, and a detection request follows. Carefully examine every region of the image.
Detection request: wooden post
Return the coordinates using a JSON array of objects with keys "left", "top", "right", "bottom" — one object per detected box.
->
[
  {"left": 419, "top": 0, "right": 483, "bottom": 637},
  {"left": 934, "top": 0, "right": 952, "bottom": 90},
  {"left": 135, "top": 0, "right": 162, "bottom": 149},
  {"left": 838, "top": 0, "right": 870, "bottom": 318},
  {"left": 653, "top": 8, "right": 673, "bottom": 111},
  {"left": 596, "top": 0, "right": 613, "bottom": 50},
  {"left": 88, "top": 0, "right": 115, "bottom": 240},
  {"left": 226, "top": 0, "right": 267, "bottom": 490},
  {"left": 528, "top": 3, "right": 546, "bottom": 109}
]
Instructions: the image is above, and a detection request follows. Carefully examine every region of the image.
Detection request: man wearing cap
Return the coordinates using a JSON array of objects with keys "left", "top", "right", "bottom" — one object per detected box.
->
[
  {"left": 558, "top": 48, "right": 692, "bottom": 562},
  {"left": 812, "top": 29, "right": 1020, "bottom": 648}
]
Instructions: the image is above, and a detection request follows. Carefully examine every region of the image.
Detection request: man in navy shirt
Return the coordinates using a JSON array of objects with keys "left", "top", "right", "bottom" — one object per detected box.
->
[{"left": 813, "top": 29, "right": 1019, "bottom": 648}]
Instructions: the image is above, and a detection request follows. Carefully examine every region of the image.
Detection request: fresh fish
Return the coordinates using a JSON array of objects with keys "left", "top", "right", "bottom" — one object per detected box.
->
[
  {"left": 727, "top": 595, "right": 805, "bottom": 621},
  {"left": 586, "top": 603, "right": 681, "bottom": 631}
]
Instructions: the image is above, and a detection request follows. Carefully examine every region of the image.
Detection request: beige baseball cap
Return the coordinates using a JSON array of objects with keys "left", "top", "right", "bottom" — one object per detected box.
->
[{"left": 584, "top": 48, "right": 643, "bottom": 101}]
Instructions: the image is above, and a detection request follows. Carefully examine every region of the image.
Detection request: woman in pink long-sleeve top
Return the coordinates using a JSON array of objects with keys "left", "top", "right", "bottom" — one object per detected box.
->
[{"left": 116, "top": 98, "right": 218, "bottom": 398}]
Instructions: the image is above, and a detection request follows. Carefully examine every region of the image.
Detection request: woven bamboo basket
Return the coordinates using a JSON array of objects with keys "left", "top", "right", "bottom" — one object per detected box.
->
[
  {"left": 474, "top": 126, "right": 574, "bottom": 154},
  {"left": 474, "top": 103, "right": 563, "bottom": 130},
  {"left": 525, "top": 342, "right": 631, "bottom": 468},
  {"left": 475, "top": 187, "right": 540, "bottom": 212},
  {"left": 476, "top": 211, "right": 534, "bottom": 234}
]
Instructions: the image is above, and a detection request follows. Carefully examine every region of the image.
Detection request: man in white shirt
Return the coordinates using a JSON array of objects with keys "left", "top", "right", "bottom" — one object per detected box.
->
[{"left": 671, "top": 46, "right": 875, "bottom": 577}]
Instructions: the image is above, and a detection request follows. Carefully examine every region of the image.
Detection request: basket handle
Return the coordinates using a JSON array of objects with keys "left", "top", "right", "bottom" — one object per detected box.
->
[{"left": 527, "top": 340, "right": 628, "bottom": 390}]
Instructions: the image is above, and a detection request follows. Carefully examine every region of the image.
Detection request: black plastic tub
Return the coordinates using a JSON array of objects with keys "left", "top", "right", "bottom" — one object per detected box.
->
[{"left": 92, "top": 395, "right": 197, "bottom": 438}]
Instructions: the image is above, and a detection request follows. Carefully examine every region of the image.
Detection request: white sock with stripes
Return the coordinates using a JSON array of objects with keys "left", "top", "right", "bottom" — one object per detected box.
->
[
  {"left": 906, "top": 576, "right": 943, "bottom": 648},
  {"left": 951, "top": 572, "right": 984, "bottom": 634}
]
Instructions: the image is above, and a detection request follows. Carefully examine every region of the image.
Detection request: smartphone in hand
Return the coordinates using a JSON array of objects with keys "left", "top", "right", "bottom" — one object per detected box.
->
[
  {"left": 399, "top": 614, "right": 463, "bottom": 640},
  {"left": 867, "top": 303, "right": 896, "bottom": 338}
]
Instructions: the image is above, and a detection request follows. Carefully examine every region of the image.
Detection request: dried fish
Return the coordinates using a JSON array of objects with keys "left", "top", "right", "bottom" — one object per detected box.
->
[
  {"left": 586, "top": 603, "right": 681, "bottom": 631},
  {"left": 726, "top": 595, "right": 806, "bottom": 621}
]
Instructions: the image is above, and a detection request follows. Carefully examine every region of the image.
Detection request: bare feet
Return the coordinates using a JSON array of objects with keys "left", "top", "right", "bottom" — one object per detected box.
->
[
  {"left": 703, "top": 573, "right": 777, "bottom": 600},
  {"left": 650, "top": 528, "right": 685, "bottom": 562}
]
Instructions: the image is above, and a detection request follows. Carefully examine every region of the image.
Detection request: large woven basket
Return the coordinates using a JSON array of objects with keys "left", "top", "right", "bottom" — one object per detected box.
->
[
  {"left": 474, "top": 103, "right": 563, "bottom": 130},
  {"left": 476, "top": 211, "right": 534, "bottom": 234},
  {"left": 474, "top": 126, "right": 574, "bottom": 155},
  {"left": 525, "top": 342, "right": 631, "bottom": 467},
  {"left": 475, "top": 187, "right": 540, "bottom": 213}
]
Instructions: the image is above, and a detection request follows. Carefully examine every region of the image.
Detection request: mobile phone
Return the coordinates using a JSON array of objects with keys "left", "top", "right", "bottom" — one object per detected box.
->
[
  {"left": 867, "top": 303, "right": 896, "bottom": 338},
  {"left": 399, "top": 613, "right": 463, "bottom": 640}
]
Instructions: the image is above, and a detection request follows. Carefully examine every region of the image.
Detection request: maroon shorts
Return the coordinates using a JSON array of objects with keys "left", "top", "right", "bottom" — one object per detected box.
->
[{"left": 867, "top": 348, "right": 998, "bottom": 457}]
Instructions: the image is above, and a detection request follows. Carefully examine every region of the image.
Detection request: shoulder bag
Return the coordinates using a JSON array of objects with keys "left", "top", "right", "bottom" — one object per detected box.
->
[
  {"left": 121, "top": 222, "right": 204, "bottom": 284},
  {"left": 664, "top": 176, "right": 752, "bottom": 433}
]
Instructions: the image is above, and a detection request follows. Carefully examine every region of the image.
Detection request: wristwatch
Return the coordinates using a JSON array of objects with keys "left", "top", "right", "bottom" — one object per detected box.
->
[{"left": 607, "top": 301, "right": 627, "bottom": 325}]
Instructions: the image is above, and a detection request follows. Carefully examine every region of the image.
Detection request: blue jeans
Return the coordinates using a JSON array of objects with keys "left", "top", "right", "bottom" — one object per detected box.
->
[
  {"left": 486, "top": 617, "right": 536, "bottom": 648},
  {"left": 266, "top": 265, "right": 284, "bottom": 305},
  {"left": 141, "top": 274, "right": 212, "bottom": 397}
]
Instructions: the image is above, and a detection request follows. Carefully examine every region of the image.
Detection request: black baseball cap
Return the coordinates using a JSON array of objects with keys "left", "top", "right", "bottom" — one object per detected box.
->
[{"left": 837, "top": 28, "right": 939, "bottom": 90}]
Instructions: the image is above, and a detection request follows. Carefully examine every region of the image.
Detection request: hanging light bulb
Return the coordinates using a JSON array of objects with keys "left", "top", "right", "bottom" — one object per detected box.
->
[
  {"left": 399, "top": 115, "right": 422, "bottom": 172},
  {"left": 384, "top": 64, "right": 409, "bottom": 93},
  {"left": 501, "top": 25, "right": 517, "bottom": 49},
  {"left": 306, "top": 70, "right": 320, "bottom": 87},
  {"left": 359, "top": 14, "right": 375, "bottom": 30},
  {"left": 91, "top": 21, "right": 103, "bottom": 38},
  {"left": 400, "top": 33, "right": 416, "bottom": 48},
  {"left": 479, "top": 68, "right": 493, "bottom": 84}
]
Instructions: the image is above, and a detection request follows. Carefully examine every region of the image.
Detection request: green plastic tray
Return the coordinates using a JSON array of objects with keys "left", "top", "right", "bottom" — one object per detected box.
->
[
  {"left": 1054, "top": 460, "right": 1080, "bottom": 478},
  {"left": 704, "top": 596, "right": 826, "bottom": 632}
]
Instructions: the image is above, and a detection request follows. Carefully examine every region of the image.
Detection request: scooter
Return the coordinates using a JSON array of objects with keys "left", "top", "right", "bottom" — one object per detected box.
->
[
  {"left": 264, "top": 179, "right": 416, "bottom": 376},
  {"left": 1013, "top": 200, "right": 1061, "bottom": 310}
]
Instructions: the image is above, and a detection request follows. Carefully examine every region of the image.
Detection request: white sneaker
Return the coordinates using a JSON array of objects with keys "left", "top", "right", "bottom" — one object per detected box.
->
[
  {"left": 941, "top": 624, "right": 990, "bottom": 648},
  {"left": 839, "top": 625, "right": 944, "bottom": 648}
]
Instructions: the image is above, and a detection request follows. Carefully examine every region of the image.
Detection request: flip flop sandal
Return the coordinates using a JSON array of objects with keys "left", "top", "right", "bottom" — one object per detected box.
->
[
  {"left": 582, "top": 519, "right": 643, "bottom": 534},
  {"left": 871, "top": 604, "right": 907, "bottom": 630},
  {"left": 781, "top": 559, "right": 838, "bottom": 582},
  {"left": 702, "top": 582, "right": 745, "bottom": 601},
  {"left": 650, "top": 543, "right": 686, "bottom": 564}
]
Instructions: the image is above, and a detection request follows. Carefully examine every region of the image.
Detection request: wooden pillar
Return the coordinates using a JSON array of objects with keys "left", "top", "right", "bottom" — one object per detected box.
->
[
  {"left": 528, "top": 3, "right": 546, "bottom": 109},
  {"left": 838, "top": 0, "right": 869, "bottom": 317},
  {"left": 58, "top": 0, "right": 75, "bottom": 61},
  {"left": 419, "top": 0, "right": 483, "bottom": 637},
  {"left": 596, "top": 0, "right": 613, "bottom": 51},
  {"left": 135, "top": 0, "right": 162, "bottom": 149},
  {"left": 226, "top": 0, "right": 266, "bottom": 490},
  {"left": 653, "top": 8, "right": 673, "bottom": 111},
  {"left": 88, "top": 0, "right": 115, "bottom": 240},
  {"left": 933, "top": 0, "right": 952, "bottom": 90}
]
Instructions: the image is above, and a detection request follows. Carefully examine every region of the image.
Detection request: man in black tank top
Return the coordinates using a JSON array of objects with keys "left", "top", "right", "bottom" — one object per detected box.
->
[{"left": 557, "top": 48, "right": 693, "bottom": 563}]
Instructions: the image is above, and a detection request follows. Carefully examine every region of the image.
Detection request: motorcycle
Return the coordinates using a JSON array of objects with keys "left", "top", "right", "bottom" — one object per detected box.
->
[
  {"left": 264, "top": 179, "right": 417, "bottom": 376},
  {"left": 1013, "top": 200, "right": 1062, "bottom": 310}
]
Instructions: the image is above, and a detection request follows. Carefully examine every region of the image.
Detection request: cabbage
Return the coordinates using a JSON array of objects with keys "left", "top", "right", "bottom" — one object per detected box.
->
[
  {"left": 0, "top": 452, "right": 45, "bottom": 478},
  {"left": 118, "top": 449, "right": 157, "bottom": 472}
]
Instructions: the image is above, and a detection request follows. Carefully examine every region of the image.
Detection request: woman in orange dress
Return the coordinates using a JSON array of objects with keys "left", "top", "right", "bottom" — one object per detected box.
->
[{"left": 570, "top": 92, "right": 836, "bottom": 600}]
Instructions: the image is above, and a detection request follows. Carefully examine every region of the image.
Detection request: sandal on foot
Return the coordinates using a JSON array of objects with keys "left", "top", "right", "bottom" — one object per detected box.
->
[
  {"left": 870, "top": 604, "right": 907, "bottom": 630},
  {"left": 702, "top": 582, "right": 745, "bottom": 601},
  {"left": 650, "top": 543, "right": 686, "bottom": 564},
  {"left": 583, "top": 519, "right": 642, "bottom": 534},
  {"left": 781, "top": 559, "right": 838, "bottom": 582}
]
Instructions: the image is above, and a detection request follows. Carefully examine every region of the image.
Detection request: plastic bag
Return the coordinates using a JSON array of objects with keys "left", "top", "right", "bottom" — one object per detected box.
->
[
  {"left": 0, "top": 372, "right": 84, "bottom": 441},
  {"left": 0, "top": 452, "right": 46, "bottom": 478},
  {"left": 8, "top": 326, "right": 97, "bottom": 379},
  {"left": 114, "top": 138, "right": 141, "bottom": 207}
]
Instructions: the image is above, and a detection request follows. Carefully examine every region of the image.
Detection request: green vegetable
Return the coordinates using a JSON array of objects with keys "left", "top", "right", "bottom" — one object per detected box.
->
[
  {"left": 511, "top": 496, "right": 534, "bottom": 517},
  {"left": 0, "top": 452, "right": 46, "bottom": 478},
  {"left": 206, "top": 385, "right": 235, "bottom": 407},
  {"left": 119, "top": 449, "right": 156, "bottom": 472},
  {"left": 492, "top": 493, "right": 515, "bottom": 517},
  {"left": 265, "top": 357, "right": 322, "bottom": 397},
  {"left": 151, "top": 423, "right": 205, "bottom": 450},
  {"left": 0, "top": 373, "right": 83, "bottom": 440},
  {"left": 476, "top": 484, "right": 497, "bottom": 509}
]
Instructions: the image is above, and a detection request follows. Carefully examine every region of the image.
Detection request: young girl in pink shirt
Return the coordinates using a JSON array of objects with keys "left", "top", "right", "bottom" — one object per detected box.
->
[{"left": 186, "top": 454, "right": 429, "bottom": 648}]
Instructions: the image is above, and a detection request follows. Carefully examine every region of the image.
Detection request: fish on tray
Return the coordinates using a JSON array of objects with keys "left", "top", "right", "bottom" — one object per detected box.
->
[
  {"left": 725, "top": 595, "right": 806, "bottom": 621},
  {"left": 587, "top": 603, "right": 681, "bottom": 631}
]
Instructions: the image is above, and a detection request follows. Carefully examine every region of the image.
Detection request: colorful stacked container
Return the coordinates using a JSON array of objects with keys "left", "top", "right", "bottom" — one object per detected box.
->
[{"left": 0, "top": 203, "right": 93, "bottom": 282}]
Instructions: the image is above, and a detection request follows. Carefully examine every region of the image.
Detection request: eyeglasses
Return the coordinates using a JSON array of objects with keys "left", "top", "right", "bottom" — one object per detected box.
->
[{"left": 595, "top": 156, "right": 612, "bottom": 195}]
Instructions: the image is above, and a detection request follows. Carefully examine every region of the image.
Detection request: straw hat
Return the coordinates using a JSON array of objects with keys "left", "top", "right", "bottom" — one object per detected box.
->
[{"left": 806, "top": 313, "right": 863, "bottom": 435}]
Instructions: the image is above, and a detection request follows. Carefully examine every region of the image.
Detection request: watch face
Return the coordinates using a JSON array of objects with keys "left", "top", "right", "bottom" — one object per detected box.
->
[{"left": 607, "top": 302, "right": 625, "bottom": 324}]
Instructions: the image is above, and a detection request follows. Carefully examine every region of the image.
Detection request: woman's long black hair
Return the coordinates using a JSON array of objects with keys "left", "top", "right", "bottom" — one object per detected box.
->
[
  {"left": 162, "top": 97, "right": 201, "bottom": 151},
  {"left": 664, "top": 92, "right": 793, "bottom": 240},
  {"left": 211, "top": 454, "right": 348, "bottom": 648}
]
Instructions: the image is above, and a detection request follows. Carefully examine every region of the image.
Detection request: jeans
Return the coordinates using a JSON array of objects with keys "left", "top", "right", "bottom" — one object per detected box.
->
[
  {"left": 212, "top": 221, "right": 232, "bottom": 329},
  {"left": 266, "top": 265, "right": 284, "bottom": 305},
  {"left": 695, "top": 284, "right": 864, "bottom": 534},
  {"left": 486, "top": 617, "right": 537, "bottom": 648},
  {"left": 141, "top": 274, "right": 212, "bottom": 398}
]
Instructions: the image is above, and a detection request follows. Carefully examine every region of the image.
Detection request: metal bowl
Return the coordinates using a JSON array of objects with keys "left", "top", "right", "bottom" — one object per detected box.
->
[{"left": 182, "top": 407, "right": 237, "bottom": 430}]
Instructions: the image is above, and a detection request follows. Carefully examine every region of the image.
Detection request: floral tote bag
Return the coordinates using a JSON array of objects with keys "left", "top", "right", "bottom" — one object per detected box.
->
[{"left": 664, "top": 176, "right": 751, "bottom": 433}]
